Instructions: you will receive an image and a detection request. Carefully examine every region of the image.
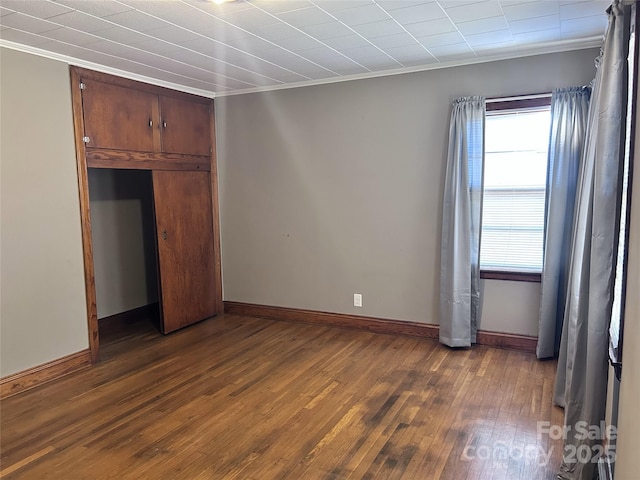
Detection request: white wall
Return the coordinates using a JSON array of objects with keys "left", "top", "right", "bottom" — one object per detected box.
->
[
  {"left": 0, "top": 48, "right": 88, "bottom": 376},
  {"left": 216, "top": 49, "right": 598, "bottom": 336},
  {"left": 89, "top": 169, "right": 158, "bottom": 319}
]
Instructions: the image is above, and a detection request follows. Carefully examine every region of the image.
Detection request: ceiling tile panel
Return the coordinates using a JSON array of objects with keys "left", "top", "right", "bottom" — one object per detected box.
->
[
  {"left": 321, "top": 33, "right": 372, "bottom": 49},
  {"left": 502, "top": 1, "right": 560, "bottom": 22},
  {"left": 0, "top": 12, "right": 60, "bottom": 33},
  {"left": 561, "top": 15, "right": 607, "bottom": 35},
  {"left": 457, "top": 16, "right": 510, "bottom": 36},
  {"left": 387, "top": 2, "right": 446, "bottom": 24},
  {"left": 472, "top": 40, "right": 517, "bottom": 52},
  {"left": 298, "top": 20, "right": 355, "bottom": 39},
  {"left": 39, "top": 26, "right": 101, "bottom": 46},
  {"left": 130, "top": 38, "right": 185, "bottom": 55},
  {"left": 0, "top": 1, "right": 73, "bottom": 19},
  {"left": 330, "top": 4, "right": 390, "bottom": 26},
  {"left": 273, "top": 34, "right": 326, "bottom": 51},
  {"left": 93, "top": 26, "right": 154, "bottom": 45},
  {"left": 0, "top": 28, "right": 52, "bottom": 46},
  {"left": 255, "top": 22, "right": 303, "bottom": 41},
  {"left": 369, "top": 33, "right": 418, "bottom": 49},
  {"left": 101, "top": 10, "right": 172, "bottom": 32},
  {"left": 376, "top": 1, "right": 435, "bottom": 11},
  {"left": 217, "top": 7, "right": 282, "bottom": 29},
  {"left": 315, "top": 1, "right": 374, "bottom": 13},
  {"left": 54, "top": 1, "right": 134, "bottom": 18},
  {"left": 513, "top": 28, "right": 563, "bottom": 45},
  {"left": 277, "top": 6, "right": 336, "bottom": 26},
  {"left": 338, "top": 44, "right": 387, "bottom": 59},
  {"left": 350, "top": 19, "right": 406, "bottom": 38},
  {"left": 443, "top": 1, "right": 503, "bottom": 23},
  {"left": 382, "top": 43, "right": 433, "bottom": 61},
  {"left": 44, "top": 11, "right": 115, "bottom": 32},
  {"left": 428, "top": 42, "right": 475, "bottom": 59},
  {"left": 403, "top": 17, "right": 457, "bottom": 37},
  {"left": 416, "top": 30, "right": 465, "bottom": 47},
  {"left": 142, "top": 25, "right": 202, "bottom": 44},
  {"left": 465, "top": 29, "right": 514, "bottom": 46},
  {"left": 508, "top": 15, "right": 561, "bottom": 34},
  {"left": 251, "top": 0, "right": 314, "bottom": 15},
  {"left": 559, "top": 1, "right": 609, "bottom": 20}
]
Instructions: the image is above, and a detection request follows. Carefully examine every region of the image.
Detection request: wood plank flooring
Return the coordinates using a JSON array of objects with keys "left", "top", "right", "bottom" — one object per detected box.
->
[{"left": 0, "top": 314, "right": 564, "bottom": 479}]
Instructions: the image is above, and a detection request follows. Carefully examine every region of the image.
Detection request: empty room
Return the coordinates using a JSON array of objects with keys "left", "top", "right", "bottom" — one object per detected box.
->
[{"left": 1, "top": 1, "right": 639, "bottom": 479}]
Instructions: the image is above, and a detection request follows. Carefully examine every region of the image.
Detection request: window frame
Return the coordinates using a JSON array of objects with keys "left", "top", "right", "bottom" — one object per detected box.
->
[{"left": 480, "top": 94, "right": 552, "bottom": 283}]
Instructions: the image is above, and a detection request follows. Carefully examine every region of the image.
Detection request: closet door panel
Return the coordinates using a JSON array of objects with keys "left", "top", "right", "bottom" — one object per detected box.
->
[
  {"left": 153, "top": 170, "right": 216, "bottom": 333},
  {"left": 81, "top": 80, "right": 158, "bottom": 152},
  {"left": 159, "top": 96, "right": 211, "bottom": 156}
]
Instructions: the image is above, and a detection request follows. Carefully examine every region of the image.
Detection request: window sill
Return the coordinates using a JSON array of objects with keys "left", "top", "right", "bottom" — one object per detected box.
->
[{"left": 480, "top": 270, "right": 541, "bottom": 283}]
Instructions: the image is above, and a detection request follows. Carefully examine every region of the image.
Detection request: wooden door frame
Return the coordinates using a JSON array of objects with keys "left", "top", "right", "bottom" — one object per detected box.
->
[{"left": 69, "top": 66, "right": 223, "bottom": 363}]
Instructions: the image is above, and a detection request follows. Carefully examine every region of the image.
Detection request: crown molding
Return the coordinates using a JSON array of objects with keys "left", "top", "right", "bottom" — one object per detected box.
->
[
  {"left": 0, "top": 40, "right": 216, "bottom": 99},
  {"left": 215, "top": 37, "right": 603, "bottom": 97},
  {"left": 1, "top": 36, "right": 603, "bottom": 100}
]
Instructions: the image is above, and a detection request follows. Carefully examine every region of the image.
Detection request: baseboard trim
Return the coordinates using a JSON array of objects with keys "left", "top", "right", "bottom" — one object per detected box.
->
[
  {"left": 0, "top": 349, "right": 91, "bottom": 399},
  {"left": 223, "top": 302, "right": 537, "bottom": 354},
  {"left": 99, "top": 303, "right": 159, "bottom": 334}
]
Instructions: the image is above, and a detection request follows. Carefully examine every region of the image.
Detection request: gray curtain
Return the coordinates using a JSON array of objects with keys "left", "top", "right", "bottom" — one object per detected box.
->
[
  {"left": 554, "top": 2, "right": 630, "bottom": 479},
  {"left": 537, "top": 87, "right": 591, "bottom": 360},
  {"left": 439, "top": 96, "right": 484, "bottom": 347}
]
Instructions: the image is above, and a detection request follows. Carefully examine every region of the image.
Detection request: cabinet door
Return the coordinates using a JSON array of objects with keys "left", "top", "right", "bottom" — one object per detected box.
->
[
  {"left": 159, "top": 96, "right": 211, "bottom": 156},
  {"left": 81, "top": 80, "right": 158, "bottom": 152},
  {"left": 153, "top": 170, "right": 216, "bottom": 334}
]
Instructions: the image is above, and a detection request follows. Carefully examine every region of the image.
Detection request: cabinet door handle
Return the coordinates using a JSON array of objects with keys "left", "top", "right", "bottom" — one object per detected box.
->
[
  {"left": 162, "top": 230, "right": 168, "bottom": 240},
  {"left": 149, "top": 119, "right": 153, "bottom": 127},
  {"left": 162, "top": 121, "right": 167, "bottom": 128}
]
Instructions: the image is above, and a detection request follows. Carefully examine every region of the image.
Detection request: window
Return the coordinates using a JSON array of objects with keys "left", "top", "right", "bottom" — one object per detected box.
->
[{"left": 480, "top": 97, "right": 551, "bottom": 281}]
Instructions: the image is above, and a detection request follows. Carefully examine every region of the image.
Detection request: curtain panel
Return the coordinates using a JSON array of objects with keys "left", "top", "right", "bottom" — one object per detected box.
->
[
  {"left": 554, "top": 2, "right": 631, "bottom": 479},
  {"left": 439, "top": 96, "right": 485, "bottom": 348},
  {"left": 537, "top": 87, "right": 591, "bottom": 360}
]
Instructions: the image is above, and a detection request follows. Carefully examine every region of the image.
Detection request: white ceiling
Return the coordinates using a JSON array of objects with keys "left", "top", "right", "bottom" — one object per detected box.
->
[{"left": 0, "top": 0, "right": 610, "bottom": 96}]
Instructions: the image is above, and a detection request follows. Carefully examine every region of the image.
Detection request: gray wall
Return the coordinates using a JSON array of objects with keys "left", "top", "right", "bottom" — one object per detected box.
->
[
  {"left": 216, "top": 48, "right": 598, "bottom": 335},
  {"left": 0, "top": 48, "right": 88, "bottom": 376},
  {"left": 89, "top": 169, "right": 158, "bottom": 319}
]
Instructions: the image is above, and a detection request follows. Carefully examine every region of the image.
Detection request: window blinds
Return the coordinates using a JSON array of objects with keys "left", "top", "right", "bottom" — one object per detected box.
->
[{"left": 480, "top": 109, "right": 551, "bottom": 273}]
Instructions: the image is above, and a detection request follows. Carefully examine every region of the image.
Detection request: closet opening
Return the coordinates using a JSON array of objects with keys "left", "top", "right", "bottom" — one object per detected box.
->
[{"left": 88, "top": 168, "right": 162, "bottom": 346}]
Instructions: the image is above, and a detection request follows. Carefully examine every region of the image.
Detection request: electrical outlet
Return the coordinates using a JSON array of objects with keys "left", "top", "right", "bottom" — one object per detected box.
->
[{"left": 354, "top": 293, "right": 362, "bottom": 307}]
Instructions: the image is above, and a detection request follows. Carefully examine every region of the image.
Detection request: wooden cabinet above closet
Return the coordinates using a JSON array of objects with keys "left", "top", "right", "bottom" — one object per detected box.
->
[
  {"left": 74, "top": 68, "right": 213, "bottom": 170},
  {"left": 70, "top": 66, "right": 223, "bottom": 362}
]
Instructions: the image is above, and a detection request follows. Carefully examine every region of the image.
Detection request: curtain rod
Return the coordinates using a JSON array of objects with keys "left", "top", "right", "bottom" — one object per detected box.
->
[{"left": 486, "top": 92, "right": 552, "bottom": 103}]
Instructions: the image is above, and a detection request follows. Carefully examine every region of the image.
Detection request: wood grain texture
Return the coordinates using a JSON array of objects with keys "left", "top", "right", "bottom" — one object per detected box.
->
[
  {"left": 0, "top": 315, "right": 563, "bottom": 479},
  {"left": 86, "top": 148, "right": 210, "bottom": 171},
  {"left": 81, "top": 79, "right": 157, "bottom": 152},
  {"left": 159, "top": 95, "right": 211, "bottom": 156},
  {"left": 224, "top": 302, "right": 538, "bottom": 353},
  {"left": 0, "top": 350, "right": 91, "bottom": 399},
  {"left": 153, "top": 171, "right": 217, "bottom": 333},
  {"left": 209, "top": 101, "right": 224, "bottom": 314},
  {"left": 480, "top": 270, "right": 541, "bottom": 283},
  {"left": 70, "top": 66, "right": 100, "bottom": 363}
]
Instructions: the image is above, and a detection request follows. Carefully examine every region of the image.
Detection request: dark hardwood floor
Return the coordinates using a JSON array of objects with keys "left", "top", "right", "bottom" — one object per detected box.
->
[{"left": 0, "top": 314, "right": 563, "bottom": 479}]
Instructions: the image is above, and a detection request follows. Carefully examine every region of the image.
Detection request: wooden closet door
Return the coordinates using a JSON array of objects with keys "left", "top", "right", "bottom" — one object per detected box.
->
[
  {"left": 81, "top": 80, "right": 159, "bottom": 152},
  {"left": 153, "top": 170, "right": 216, "bottom": 334},
  {"left": 159, "top": 96, "right": 211, "bottom": 156}
]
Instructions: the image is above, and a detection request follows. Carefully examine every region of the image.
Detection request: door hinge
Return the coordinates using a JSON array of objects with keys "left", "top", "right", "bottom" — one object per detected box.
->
[
  {"left": 82, "top": 136, "right": 90, "bottom": 143},
  {"left": 79, "top": 82, "right": 86, "bottom": 90}
]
